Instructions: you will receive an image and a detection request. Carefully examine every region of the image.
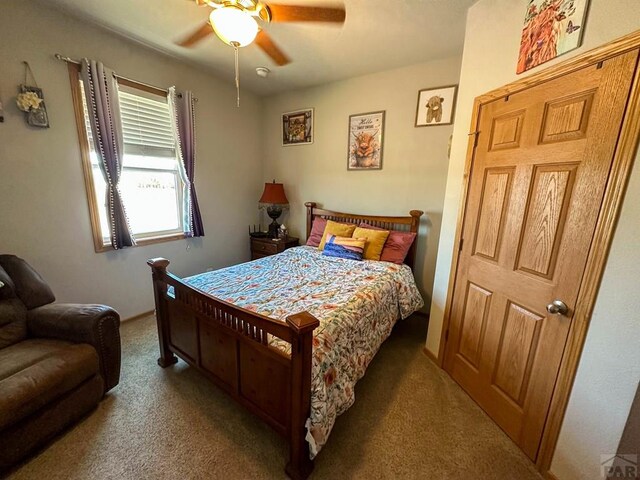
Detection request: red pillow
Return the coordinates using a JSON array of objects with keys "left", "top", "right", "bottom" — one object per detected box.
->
[
  {"left": 306, "top": 217, "right": 328, "bottom": 247},
  {"left": 359, "top": 223, "right": 417, "bottom": 264}
]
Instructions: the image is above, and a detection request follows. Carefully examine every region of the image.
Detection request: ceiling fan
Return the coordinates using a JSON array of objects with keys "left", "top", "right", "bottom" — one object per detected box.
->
[{"left": 177, "top": 0, "right": 347, "bottom": 67}]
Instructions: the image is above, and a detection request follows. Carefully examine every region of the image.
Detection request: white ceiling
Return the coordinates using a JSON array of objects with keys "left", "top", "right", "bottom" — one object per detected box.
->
[{"left": 43, "top": 0, "right": 475, "bottom": 96}]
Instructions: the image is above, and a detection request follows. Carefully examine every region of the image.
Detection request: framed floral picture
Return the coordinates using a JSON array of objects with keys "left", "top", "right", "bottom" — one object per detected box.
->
[
  {"left": 347, "top": 110, "right": 385, "bottom": 170},
  {"left": 282, "top": 108, "right": 313, "bottom": 146},
  {"left": 415, "top": 85, "right": 458, "bottom": 127},
  {"left": 517, "top": 0, "right": 590, "bottom": 74}
]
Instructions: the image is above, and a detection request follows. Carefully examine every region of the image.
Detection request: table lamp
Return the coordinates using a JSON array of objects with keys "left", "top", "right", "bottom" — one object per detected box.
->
[{"left": 259, "top": 180, "right": 289, "bottom": 238}]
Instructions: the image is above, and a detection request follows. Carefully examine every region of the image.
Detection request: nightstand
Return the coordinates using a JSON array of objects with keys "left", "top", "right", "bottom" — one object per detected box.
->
[{"left": 250, "top": 236, "right": 299, "bottom": 260}]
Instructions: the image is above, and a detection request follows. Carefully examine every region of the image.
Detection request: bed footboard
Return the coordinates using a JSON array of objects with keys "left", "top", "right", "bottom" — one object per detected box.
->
[{"left": 148, "top": 258, "right": 319, "bottom": 480}]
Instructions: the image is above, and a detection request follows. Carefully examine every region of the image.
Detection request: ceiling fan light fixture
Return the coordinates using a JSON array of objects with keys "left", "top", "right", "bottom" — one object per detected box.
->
[{"left": 209, "top": 6, "right": 259, "bottom": 47}]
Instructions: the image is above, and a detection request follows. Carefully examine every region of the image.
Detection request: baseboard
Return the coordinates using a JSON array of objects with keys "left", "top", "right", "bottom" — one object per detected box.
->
[
  {"left": 422, "top": 347, "right": 440, "bottom": 366},
  {"left": 122, "top": 309, "right": 154, "bottom": 322},
  {"left": 545, "top": 471, "right": 559, "bottom": 480}
]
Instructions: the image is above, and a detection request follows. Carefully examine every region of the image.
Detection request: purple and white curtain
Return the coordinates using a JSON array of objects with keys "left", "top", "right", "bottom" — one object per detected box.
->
[
  {"left": 168, "top": 87, "right": 204, "bottom": 237},
  {"left": 81, "top": 59, "right": 135, "bottom": 249}
]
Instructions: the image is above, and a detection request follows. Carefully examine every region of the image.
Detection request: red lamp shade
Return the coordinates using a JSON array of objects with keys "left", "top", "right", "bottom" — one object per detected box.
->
[{"left": 259, "top": 181, "right": 288, "bottom": 205}]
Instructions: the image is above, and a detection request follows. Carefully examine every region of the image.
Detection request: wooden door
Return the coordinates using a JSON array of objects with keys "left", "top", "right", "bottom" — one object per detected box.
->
[{"left": 443, "top": 49, "right": 639, "bottom": 460}]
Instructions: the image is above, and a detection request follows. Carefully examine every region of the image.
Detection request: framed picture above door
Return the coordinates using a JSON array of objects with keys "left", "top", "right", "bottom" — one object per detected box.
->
[{"left": 517, "top": 0, "right": 590, "bottom": 74}]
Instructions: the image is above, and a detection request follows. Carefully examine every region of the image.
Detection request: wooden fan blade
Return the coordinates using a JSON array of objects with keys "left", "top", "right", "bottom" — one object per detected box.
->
[
  {"left": 255, "top": 30, "right": 291, "bottom": 66},
  {"left": 266, "top": 4, "right": 346, "bottom": 23},
  {"left": 176, "top": 21, "right": 213, "bottom": 47}
]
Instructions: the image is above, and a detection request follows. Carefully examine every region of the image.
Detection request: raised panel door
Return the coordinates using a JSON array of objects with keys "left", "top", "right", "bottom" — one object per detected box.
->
[{"left": 444, "top": 49, "right": 639, "bottom": 460}]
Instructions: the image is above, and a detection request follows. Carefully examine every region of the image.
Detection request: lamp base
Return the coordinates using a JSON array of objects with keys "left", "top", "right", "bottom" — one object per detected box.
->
[{"left": 266, "top": 204, "right": 282, "bottom": 239}]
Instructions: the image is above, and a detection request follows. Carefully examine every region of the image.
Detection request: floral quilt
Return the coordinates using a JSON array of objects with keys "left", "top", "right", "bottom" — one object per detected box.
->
[{"left": 182, "top": 246, "right": 424, "bottom": 457}]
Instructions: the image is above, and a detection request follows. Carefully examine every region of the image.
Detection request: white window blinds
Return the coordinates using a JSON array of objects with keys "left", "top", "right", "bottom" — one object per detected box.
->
[
  {"left": 79, "top": 81, "right": 96, "bottom": 153},
  {"left": 119, "top": 90, "right": 176, "bottom": 158}
]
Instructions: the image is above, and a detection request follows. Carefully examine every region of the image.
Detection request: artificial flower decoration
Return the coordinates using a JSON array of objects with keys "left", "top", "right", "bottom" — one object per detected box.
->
[{"left": 16, "top": 91, "right": 42, "bottom": 112}]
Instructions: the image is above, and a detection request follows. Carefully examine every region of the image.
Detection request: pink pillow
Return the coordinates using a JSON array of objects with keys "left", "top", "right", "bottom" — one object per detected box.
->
[
  {"left": 306, "top": 217, "right": 328, "bottom": 247},
  {"left": 359, "top": 223, "right": 417, "bottom": 264}
]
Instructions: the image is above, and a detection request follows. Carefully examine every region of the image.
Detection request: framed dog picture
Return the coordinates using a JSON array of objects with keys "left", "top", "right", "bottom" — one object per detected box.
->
[
  {"left": 282, "top": 108, "right": 313, "bottom": 146},
  {"left": 415, "top": 85, "right": 458, "bottom": 127},
  {"left": 347, "top": 110, "right": 385, "bottom": 170}
]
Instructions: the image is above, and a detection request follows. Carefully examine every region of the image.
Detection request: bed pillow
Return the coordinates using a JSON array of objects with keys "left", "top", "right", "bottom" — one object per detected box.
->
[
  {"left": 306, "top": 217, "right": 328, "bottom": 247},
  {"left": 359, "top": 223, "right": 417, "bottom": 264},
  {"left": 318, "top": 220, "right": 357, "bottom": 250},
  {"left": 322, "top": 234, "right": 366, "bottom": 261},
  {"left": 352, "top": 226, "right": 390, "bottom": 261}
]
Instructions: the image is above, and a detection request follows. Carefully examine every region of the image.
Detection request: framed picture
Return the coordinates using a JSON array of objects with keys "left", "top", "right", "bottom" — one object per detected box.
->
[
  {"left": 517, "top": 0, "right": 590, "bottom": 74},
  {"left": 20, "top": 85, "right": 49, "bottom": 128},
  {"left": 415, "top": 85, "right": 458, "bottom": 127},
  {"left": 347, "top": 110, "right": 385, "bottom": 170},
  {"left": 282, "top": 108, "right": 313, "bottom": 146}
]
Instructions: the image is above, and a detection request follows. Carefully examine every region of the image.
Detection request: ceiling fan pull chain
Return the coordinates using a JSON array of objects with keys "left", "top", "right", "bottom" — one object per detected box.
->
[{"left": 232, "top": 41, "right": 240, "bottom": 108}]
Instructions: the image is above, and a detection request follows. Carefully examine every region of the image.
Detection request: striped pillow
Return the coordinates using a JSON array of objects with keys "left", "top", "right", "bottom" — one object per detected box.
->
[{"left": 322, "top": 234, "right": 366, "bottom": 261}]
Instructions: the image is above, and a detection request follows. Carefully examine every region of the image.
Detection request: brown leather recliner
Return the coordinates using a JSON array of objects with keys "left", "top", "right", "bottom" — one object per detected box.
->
[{"left": 0, "top": 255, "right": 121, "bottom": 471}]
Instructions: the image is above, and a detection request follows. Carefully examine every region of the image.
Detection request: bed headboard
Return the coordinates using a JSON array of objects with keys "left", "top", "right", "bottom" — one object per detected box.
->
[{"left": 305, "top": 202, "right": 424, "bottom": 271}]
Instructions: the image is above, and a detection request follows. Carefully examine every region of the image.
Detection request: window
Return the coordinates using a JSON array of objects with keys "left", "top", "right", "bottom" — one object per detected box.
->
[{"left": 70, "top": 65, "right": 185, "bottom": 252}]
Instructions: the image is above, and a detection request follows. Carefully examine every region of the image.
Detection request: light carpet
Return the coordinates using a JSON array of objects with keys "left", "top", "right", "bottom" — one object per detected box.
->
[{"left": 8, "top": 314, "right": 542, "bottom": 479}]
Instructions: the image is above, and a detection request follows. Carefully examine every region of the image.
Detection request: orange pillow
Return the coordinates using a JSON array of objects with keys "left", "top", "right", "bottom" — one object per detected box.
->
[
  {"left": 318, "top": 220, "right": 356, "bottom": 250},
  {"left": 352, "top": 226, "right": 390, "bottom": 261}
]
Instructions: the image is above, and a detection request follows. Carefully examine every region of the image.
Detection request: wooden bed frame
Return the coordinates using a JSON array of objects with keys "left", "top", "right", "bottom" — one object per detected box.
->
[{"left": 147, "top": 202, "right": 423, "bottom": 479}]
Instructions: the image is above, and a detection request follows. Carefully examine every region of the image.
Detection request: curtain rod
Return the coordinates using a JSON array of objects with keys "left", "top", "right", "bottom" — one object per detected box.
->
[{"left": 54, "top": 53, "right": 197, "bottom": 101}]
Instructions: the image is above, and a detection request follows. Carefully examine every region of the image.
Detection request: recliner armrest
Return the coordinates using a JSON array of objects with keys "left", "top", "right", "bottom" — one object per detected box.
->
[{"left": 27, "top": 304, "right": 121, "bottom": 394}]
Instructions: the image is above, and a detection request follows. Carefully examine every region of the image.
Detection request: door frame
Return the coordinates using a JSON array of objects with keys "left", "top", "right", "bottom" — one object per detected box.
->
[{"left": 436, "top": 29, "right": 640, "bottom": 476}]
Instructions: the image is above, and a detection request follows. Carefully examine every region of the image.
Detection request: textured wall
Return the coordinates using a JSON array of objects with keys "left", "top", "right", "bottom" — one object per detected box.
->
[
  {"left": 0, "top": 0, "right": 264, "bottom": 318},
  {"left": 426, "top": 0, "right": 640, "bottom": 478},
  {"left": 261, "top": 57, "right": 462, "bottom": 306}
]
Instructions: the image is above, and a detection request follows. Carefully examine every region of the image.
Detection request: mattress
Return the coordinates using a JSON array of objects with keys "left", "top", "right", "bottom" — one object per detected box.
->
[{"left": 183, "top": 245, "right": 424, "bottom": 457}]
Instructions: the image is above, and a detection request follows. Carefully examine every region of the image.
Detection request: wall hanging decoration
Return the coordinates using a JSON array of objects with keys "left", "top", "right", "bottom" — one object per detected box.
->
[
  {"left": 415, "top": 84, "right": 458, "bottom": 127},
  {"left": 282, "top": 108, "right": 313, "bottom": 146},
  {"left": 517, "top": 0, "right": 590, "bottom": 74},
  {"left": 347, "top": 110, "right": 385, "bottom": 170},
  {"left": 16, "top": 61, "right": 49, "bottom": 128}
]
